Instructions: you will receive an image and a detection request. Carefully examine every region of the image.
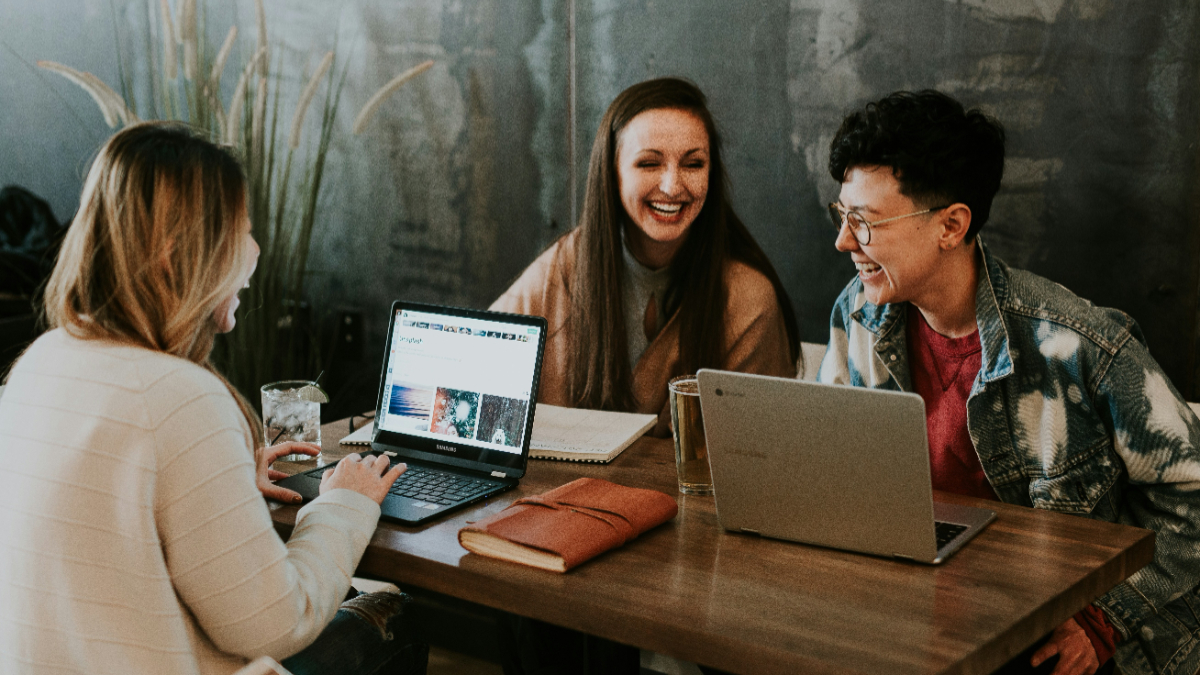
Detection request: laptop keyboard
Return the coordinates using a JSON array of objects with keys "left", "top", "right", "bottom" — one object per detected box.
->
[
  {"left": 386, "top": 465, "right": 502, "bottom": 506},
  {"left": 935, "top": 521, "right": 969, "bottom": 549}
]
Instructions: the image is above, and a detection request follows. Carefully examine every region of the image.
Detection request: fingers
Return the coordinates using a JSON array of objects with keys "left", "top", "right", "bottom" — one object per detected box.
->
[
  {"left": 260, "top": 482, "right": 303, "bottom": 504},
  {"left": 267, "top": 469, "right": 289, "bottom": 481},
  {"left": 1048, "top": 651, "right": 1093, "bottom": 675},
  {"left": 370, "top": 453, "right": 392, "bottom": 475},
  {"left": 1032, "top": 623, "right": 1097, "bottom": 675},
  {"left": 383, "top": 462, "right": 407, "bottom": 486},
  {"left": 265, "top": 442, "right": 320, "bottom": 464},
  {"left": 1030, "top": 640, "right": 1059, "bottom": 668}
]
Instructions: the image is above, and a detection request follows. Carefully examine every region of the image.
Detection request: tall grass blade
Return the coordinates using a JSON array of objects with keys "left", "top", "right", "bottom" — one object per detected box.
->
[{"left": 352, "top": 59, "right": 433, "bottom": 134}]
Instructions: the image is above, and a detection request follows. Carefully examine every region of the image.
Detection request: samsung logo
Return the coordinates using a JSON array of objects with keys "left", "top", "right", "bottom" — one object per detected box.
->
[{"left": 437, "top": 444, "right": 456, "bottom": 453}]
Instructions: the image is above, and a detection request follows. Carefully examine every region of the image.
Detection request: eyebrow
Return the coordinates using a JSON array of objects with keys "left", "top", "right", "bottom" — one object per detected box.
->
[
  {"left": 633, "top": 148, "right": 709, "bottom": 157},
  {"left": 842, "top": 202, "right": 881, "bottom": 215}
]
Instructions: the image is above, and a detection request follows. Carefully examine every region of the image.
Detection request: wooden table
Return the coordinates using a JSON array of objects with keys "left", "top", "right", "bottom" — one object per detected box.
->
[{"left": 269, "top": 418, "right": 1155, "bottom": 675}]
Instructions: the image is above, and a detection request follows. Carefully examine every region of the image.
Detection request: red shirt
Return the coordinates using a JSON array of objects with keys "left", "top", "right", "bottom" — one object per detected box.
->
[
  {"left": 906, "top": 305, "right": 1117, "bottom": 664},
  {"left": 905, "top": 305, "right": 995, "bottom": 500}
]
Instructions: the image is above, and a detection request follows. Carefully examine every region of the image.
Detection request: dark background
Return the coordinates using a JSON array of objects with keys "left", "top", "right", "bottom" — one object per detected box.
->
[{"left": 3, "top": 0, "right": 1198, "bottom": 417}]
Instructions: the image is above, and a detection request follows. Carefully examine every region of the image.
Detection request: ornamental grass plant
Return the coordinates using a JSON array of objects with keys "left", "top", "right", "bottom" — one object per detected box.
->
[{"left": 38, "top": 0, "right": 432, "bottom": 409}]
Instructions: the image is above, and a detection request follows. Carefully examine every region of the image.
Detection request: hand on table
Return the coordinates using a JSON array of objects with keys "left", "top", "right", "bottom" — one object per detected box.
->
[
  {"left": 256, "top": 441, "right": 320, "bottom": 503},
  {"left": 321, "top": 452, "right": 406, "bottom": 505},
  {"left": 1031, "top": 617, "right": 1099, "bottom": 675}
]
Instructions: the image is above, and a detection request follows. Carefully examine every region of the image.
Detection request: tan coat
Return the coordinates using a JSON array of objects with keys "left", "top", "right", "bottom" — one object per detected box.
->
[{"left": 490, "top": 230, "right": 796, "bottom": 436}]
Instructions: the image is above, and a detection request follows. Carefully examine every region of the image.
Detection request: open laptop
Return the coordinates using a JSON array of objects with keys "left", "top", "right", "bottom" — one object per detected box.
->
[
  {"left": 278, "top": 301, "right": 547, "bottom": 525},
  {"left": 696, "top": 370, "right": 995, "bottom": 564}
]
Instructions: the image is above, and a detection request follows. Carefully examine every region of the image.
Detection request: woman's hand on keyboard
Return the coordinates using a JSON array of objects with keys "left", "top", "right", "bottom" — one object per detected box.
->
[{"left": 321, "top": 453, "right": 407, "bottom": 504}]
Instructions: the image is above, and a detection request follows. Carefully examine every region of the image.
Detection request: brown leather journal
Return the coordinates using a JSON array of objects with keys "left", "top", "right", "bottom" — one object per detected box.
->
[{"left": 457, "top": 477, "right": 678, "bottom": 572}]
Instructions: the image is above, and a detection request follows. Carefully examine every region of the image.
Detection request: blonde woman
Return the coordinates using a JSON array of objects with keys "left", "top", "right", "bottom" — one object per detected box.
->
[{"left": 0, "top": 123, "right": 425, "bottom": 675}]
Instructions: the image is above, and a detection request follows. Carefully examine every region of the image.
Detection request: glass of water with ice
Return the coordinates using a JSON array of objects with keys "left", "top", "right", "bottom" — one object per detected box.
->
[{"left": 261, "top": 380, "right": 323, "bottom": 461}]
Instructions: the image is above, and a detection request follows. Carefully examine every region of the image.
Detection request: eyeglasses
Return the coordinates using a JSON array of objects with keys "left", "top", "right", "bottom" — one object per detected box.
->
[{"left": 828, "top": 203, "right": 949, "bottom": 245}]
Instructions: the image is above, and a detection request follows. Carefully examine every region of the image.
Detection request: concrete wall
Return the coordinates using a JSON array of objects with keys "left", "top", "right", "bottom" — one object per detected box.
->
[{"left": 3, "top": 0, "right": 1199, "bottom": 404}]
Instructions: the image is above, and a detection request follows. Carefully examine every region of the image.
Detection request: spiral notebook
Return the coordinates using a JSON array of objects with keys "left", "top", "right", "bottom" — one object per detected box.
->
[{"left": 341, "top": 404, "right": 656, "bottom": 464}]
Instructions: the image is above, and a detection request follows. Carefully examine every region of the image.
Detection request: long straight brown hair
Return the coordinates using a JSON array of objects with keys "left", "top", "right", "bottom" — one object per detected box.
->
[
  {"left": 43, "top": 122, "right": 262, "bottom": 445},
  {"left": 569, "top": 77, "right": 799, "bottom": 411}
]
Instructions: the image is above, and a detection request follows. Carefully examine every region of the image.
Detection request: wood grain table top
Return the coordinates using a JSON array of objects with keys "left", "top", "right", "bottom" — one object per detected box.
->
[{"left": 268, "top": 417, "right": 1154, "bottom": 675}]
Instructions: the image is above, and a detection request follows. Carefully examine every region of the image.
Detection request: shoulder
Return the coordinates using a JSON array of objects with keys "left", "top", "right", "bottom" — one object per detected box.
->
[
  {"left": 490, "top": 230, "right": 577, "bottom": 314},
  {"left": 15, "top": 329, "right": 224, "bottom": 397},
  {"left": 721, "top": 258, "right": 780, "bottom": 318},
  {"left": 830, "top": 276, "right": 866, "bottom": 319},
  {"left": 817, "top": 276, "right": 887, "bottom": 386},
  {"left": 723, "top": 258, "right": 774, "bottom": 294},
  {"left": 8, "top": 330, "right": 243, "bottom": 443},
  {"left": 994, "top": 262, "right": 1138, "bottom": 355}
]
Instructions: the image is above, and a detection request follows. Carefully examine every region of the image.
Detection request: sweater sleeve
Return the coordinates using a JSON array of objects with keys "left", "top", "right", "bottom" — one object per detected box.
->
[{"left": 150, "top": 367, "right": 380, "bottom": 660}]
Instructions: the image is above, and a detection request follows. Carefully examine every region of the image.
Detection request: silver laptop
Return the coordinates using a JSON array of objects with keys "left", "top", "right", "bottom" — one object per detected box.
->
[{"left": 696, "top": 370, "right": 995, "bottom": 564}]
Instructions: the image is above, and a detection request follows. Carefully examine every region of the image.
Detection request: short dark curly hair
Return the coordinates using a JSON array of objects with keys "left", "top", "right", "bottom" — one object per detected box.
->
[{"left": 828, "top": 90, "right": 1006, "bottom": 239}]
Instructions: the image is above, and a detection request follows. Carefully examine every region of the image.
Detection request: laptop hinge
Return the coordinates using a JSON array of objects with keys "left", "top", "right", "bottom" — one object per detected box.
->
[
  {"left": 491, "top": 470, "right": 507, "bottom": 478},
  {"left": 741, "top": 528, "right": 760, "bottom": 535}
]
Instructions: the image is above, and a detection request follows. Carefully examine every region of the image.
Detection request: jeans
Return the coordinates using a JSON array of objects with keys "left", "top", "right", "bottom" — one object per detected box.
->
[{"left": 282, "top": 591, "right": 429, "bottom": 675}]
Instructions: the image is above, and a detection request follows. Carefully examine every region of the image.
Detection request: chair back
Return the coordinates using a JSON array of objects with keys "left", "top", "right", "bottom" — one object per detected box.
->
[{"left": 799, "top": 342, "right": 826, "bottom": 381}]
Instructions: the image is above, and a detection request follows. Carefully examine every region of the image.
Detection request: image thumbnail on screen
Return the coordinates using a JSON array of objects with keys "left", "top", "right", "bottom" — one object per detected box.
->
[
  {"left": 476, "top": 395, "right": 528, "bottom": 448},
  {"left": 387, "top": 383, "right": 435, "bottom": 433},
  {"left": 430, "top": 388, "right": 479, "bottom": 439}
]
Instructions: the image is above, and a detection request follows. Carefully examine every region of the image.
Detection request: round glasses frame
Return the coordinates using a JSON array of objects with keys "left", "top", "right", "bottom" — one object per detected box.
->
[{"left": 828, "top": 203, "right": 950, "bottom": 246}]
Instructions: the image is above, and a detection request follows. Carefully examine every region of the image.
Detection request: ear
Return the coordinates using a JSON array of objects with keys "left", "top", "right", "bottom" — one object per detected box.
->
[{"left": 938, "top": 203, "right": 972, "bottom": 250}]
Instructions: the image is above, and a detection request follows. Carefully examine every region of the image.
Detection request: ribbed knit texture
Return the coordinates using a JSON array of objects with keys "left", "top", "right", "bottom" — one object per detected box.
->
[
  {"left": 620, "top": 240, "right": 671, "bottom": 369},
  {"left": 0, "top": 329, "right": 381, "bottom": 675}
]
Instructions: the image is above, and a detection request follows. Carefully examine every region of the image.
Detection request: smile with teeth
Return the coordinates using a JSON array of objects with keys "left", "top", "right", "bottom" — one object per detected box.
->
[
  {"left": 855, "top": 261, "right": 881, "bottom": 276},
  {"left": 648, "top": 201, "right": 685, "bottom": 215}
]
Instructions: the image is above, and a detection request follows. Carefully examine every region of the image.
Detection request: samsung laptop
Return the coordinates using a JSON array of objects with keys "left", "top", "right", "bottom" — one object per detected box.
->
[
  {"left": 696, "top": 370, "right": 995, "bottom": 564},
  {"left": 278, "top": 301, "right": 547, "bottom": 525}
]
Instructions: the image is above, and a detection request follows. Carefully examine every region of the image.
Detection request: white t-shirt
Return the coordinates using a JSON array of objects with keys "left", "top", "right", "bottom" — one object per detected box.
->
[{"left": 0, "top": 329, "right": 380, "bottom": 675}]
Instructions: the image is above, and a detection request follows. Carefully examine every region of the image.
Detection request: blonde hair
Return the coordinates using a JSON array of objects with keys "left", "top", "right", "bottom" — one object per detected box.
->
[{"left": 44, "top": 121, "right": 262, "bottom": 445}]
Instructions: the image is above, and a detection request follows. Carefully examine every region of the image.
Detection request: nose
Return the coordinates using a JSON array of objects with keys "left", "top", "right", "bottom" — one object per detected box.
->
[
  {"left": 659, "top": 164, "right": 681, "bottom": 196},
  {"left": 834, "top": 220, "right": 860, "bottom": 253}
]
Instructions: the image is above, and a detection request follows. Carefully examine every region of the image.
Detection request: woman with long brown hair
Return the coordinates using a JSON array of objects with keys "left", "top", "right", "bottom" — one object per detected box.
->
[
  {"left": 492, "top": 77, "right": 797, "bottom": 675},
  {"left": 0, "top": 122, "right": 424, "bottom": 675},
  {"left": 492, "top": 77, "right": 798, "bottom": 434}
]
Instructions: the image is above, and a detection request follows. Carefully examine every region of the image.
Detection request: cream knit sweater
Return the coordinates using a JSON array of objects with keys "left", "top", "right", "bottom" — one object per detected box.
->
[{"left": 0, "top": 329, "right": 381, "bottom": 674}]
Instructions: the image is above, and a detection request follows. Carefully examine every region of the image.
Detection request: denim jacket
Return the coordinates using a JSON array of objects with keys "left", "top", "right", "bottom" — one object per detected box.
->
[{"left": 818, "top": 241, "right": 1200, "bottom": 675}]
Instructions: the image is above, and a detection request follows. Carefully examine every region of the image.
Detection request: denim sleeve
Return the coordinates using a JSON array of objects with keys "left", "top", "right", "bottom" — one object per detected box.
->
[
  {"left": 817, "top": 281, "right": 857, "bottom": 386},
  {"left": 1091, "top": 336, "right": 1200, "bottom": 637}
]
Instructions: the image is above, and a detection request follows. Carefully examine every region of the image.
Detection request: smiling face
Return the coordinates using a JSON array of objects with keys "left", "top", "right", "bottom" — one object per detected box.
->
[
  {"left": 615, "top": 107, "right": 710, "bottom": 268},
  {"left": 834, "top": 165, "right": 947, "bottom": 308},
  {"left": 211, "top": 211, "right": 260, "bottom": 334}
]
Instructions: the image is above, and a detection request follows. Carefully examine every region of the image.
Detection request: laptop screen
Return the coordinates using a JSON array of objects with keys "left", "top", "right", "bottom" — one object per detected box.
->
[{"left": 372, "top": 303, "right": 545, "bottom": 474}]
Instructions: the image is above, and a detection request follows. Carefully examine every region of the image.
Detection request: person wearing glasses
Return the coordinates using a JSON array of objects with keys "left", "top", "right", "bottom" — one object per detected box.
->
[{"left": 819, "top": 90, "right": 1200, "bottom": 675}]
